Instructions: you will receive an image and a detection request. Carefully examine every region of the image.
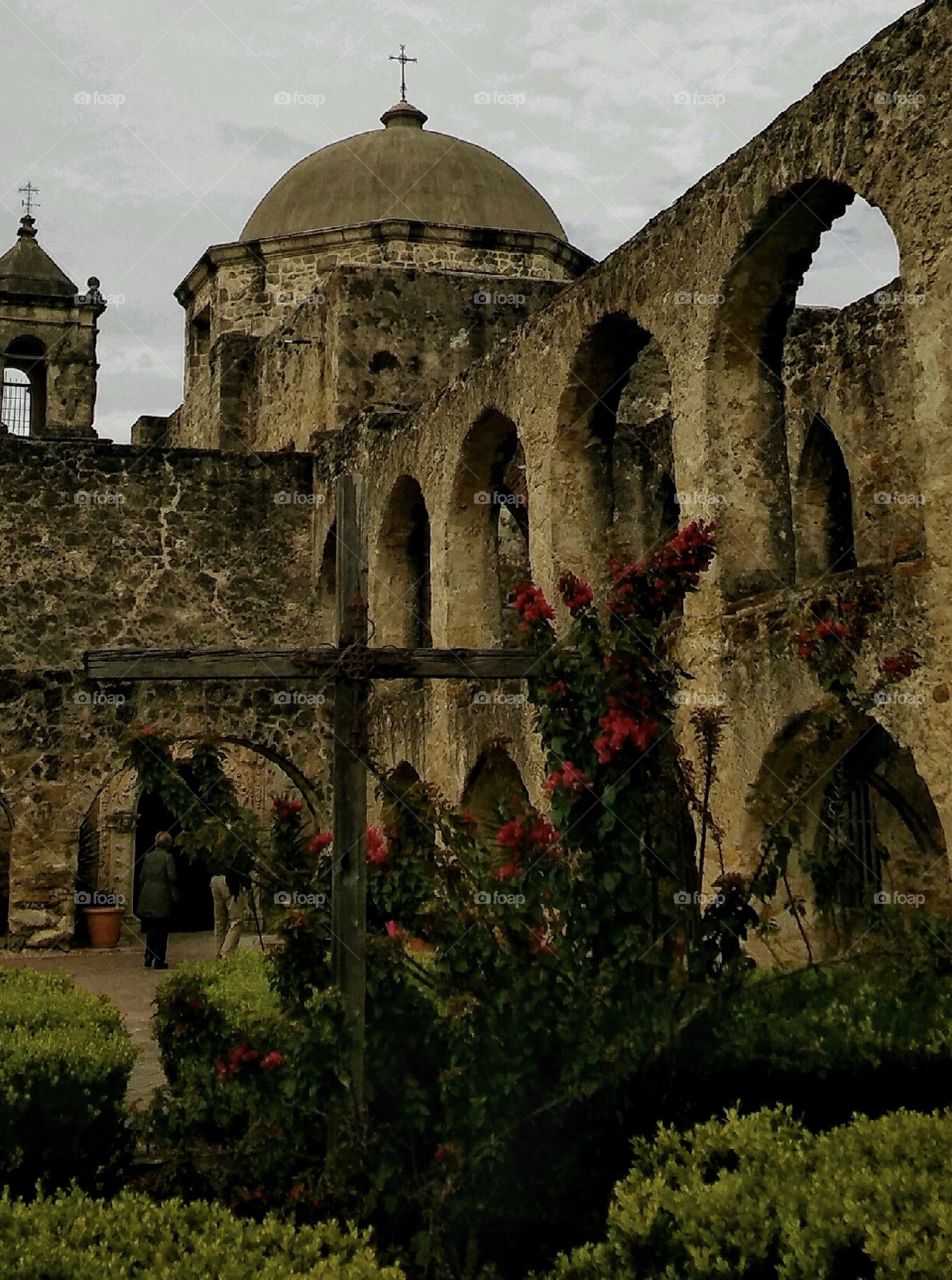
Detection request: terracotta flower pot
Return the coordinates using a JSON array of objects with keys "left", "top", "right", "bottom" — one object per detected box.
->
[{"left": 83, "top": 906, "right": 126, "bottom": 948}]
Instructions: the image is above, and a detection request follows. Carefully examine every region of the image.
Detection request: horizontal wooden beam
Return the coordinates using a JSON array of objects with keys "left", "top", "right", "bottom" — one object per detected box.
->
[{"left": 83, "top": 646, "right": 539, "bottom": 682}]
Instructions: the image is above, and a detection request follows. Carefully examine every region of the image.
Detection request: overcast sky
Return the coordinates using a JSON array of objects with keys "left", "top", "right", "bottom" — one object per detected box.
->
[{"left": 2, "top": 0, "right": 914, "bottom": 442}]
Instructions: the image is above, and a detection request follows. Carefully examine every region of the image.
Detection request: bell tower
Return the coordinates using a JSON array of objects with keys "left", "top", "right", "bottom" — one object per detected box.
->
[{"left": 0, "top": 194, "right": 105, "bottom": 439}]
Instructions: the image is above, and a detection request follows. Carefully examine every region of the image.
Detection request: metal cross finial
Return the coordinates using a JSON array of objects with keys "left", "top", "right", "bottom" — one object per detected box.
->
[
  {"left": 389, "top": 44, "right": 417, "bottom": 103},
  {"left": 18, "top": 181, "right": 39, "bottom": 218}
]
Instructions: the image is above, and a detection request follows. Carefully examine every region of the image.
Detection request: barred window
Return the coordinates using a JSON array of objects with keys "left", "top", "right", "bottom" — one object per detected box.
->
[{"left": 1, "top": 367, "right": 31, "bottom": 436}]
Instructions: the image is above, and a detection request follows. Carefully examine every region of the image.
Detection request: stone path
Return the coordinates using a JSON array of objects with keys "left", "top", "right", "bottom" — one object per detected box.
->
[{"left": 0, "top": 930, "right": 257, "bottom": 1107}]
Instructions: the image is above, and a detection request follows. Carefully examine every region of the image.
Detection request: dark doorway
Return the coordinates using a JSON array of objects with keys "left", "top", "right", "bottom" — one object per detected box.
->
[{"left": 133, "top": 779, "right": 214, "bottom": 932}]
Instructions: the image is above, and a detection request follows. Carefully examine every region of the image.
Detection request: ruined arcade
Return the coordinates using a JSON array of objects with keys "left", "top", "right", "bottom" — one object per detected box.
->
[{"left": 1, "top": 0, "right": 950, "bottom": 951}]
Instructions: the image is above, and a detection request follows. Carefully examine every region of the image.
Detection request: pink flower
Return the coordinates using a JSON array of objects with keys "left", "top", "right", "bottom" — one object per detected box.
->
[
  {"left": 366, "top": 825, "right": 389, "bottom": 865},
  {"left": 385, "top": 920, "right": 402, "bottom": 938},
  {"left": 308, "top": 831, "right": 333, "bottom": 855},
  {"left": 259, "top": 1050, "right": 285, "bottom": 1072}
]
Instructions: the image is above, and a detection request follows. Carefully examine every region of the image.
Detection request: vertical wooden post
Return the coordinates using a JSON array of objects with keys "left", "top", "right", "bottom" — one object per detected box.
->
[{"left": 332, "top": 473, "right": 368, "bottom": 1115}]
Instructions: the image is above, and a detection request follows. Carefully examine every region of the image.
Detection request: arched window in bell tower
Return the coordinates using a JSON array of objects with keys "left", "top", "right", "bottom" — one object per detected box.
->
[{"left": 1, "top": 336, "right": 46, "bottom": 436}]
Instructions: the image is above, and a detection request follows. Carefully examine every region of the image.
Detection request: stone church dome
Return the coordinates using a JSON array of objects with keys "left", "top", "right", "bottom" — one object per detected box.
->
[{"left": 240, "top": 101, "right": 567, "bottom": 242}]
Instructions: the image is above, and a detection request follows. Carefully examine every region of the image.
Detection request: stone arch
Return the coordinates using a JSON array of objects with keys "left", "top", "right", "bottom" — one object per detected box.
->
[
  {"left": 461, "top": 744, "right": 529, "bottom": 837},
  {"left": 447, "top": 409, "right": 529, "bottom": 646},
  {"left": 372, "top": 475, "right": 432, "bottom": 647},
  {"left": 553, "top": 313, "right": 677, "bottom": 583},
  {"left": 1, "top": 336, "right": 46, "bottom": 436},
  {"left": 72, "top": 735, "right": 317, "bottom": 944},
  {"left": 748, "top": 706, "right": 949, "bottom": 948},
  {"left": 794, "top": 415, "right": 856, "bottom": 580},
  {"left": 707, "top": 179, "right": 903, "bottom": 598}
]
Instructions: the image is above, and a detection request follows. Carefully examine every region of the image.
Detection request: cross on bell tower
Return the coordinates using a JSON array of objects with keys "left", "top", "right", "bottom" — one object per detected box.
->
[
  {"left": 18, "top": 182, "right": 39, "bottom": 219},
  {"left": 388, "top": 44, "right": 417, "bottom": 103}
]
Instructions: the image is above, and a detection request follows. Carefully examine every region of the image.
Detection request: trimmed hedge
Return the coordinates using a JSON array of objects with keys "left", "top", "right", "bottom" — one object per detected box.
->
[
  {"left": 548, "top": 1107, "right": 952, "bottom": 1278},
  {"left": 0, "top": 968, "right": 135, "bottom": 1193},
  {"left": 152, "top": 950, "right": 284, "bottom": 1084},
  {"left": 655, "top": 962, "right": 952, "bottom": 1126},
  {"left": 0, "top": 1187, "right": 404, "bottom": 1278}
]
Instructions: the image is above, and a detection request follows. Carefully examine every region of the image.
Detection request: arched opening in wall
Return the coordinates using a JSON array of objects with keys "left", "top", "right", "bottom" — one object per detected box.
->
[
  {"left": 76, "top": 741, "right": 317, "bottom": 946},
  {"left": 708, "top": 181, "right": 902, "bottom": 599},
  {"left": 752, "top": 710, "right": 948, "bottom": 953},
  {"left": 555, "top": 315, "right": 677, "bottom": 579},
  {"left": 794, "top": 415, "right": 856, "bottom": 580},
  {"left": 1, "top": 336, "right": 46, "bottom": 436},
  {"left": 461, "top": 745, "right": 529, "bottom": 837},
  {"left": 448, "top": 410, "right": 529, "bottom": 646},
  {"left": 795, "top": 197, "right": 900, "bottom": 308},
  {"left": 373, "top": 477, "right": 432, "bottom": 647},
  {"left": 0, "top": 798, "right": 12, "bottom": 937},
  {"left": 317, "top": 521, "right": 337, "bottom": 642}
]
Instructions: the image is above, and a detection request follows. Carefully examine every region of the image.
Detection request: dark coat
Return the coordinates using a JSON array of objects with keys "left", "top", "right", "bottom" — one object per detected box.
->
[{"left": 136, "top": 848, "right": 178, "bottom": 920}]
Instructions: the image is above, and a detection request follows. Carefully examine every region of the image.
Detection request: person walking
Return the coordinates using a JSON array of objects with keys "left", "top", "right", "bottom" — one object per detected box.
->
[
  {"left": 211, "top": 869, "right": 252, "bottom": 958},
  {"left": 136, "top": 831, "right": 178, "bottom": 969}
]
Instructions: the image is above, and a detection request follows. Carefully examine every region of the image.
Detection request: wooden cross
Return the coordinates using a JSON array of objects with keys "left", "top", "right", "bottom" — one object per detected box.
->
[
  {"left": 18, "top": 182, "right": 39, "bottom": 218},
  {"left": 85, "top": 474, "right": 536, "bottom": 1110},
  {"left": 388, "top": 44, "right": 417, "bottom": 103}
]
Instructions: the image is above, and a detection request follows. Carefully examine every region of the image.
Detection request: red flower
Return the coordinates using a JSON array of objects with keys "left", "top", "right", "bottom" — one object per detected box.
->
[
  {"left": 308, "top": 831, "right": 333, "bottom": 855},
  {"left": 816, "top": 620, "right": 850, "bottom": 641},
  {"left": 366, "top": 825, "right": 389, "bottom": 865},
  {"left": 434, "top": 1144, "right": 451, "bottom": 1163},
  {"left": 384, "top": 920, "right": 402, "bottom": 938},
  {"left": 495, "top": 862, "right": 521, "bottom": 881},
  {"left": 272, "top": 796, "right": 304, "bottom": 819},
  {"left": 557, "top": 572, "right": 594, "bottom": 617},
  {"left": 546, "top": 680, "right": 569, "bottom": 699},
  {"left": 459, "top": 810, "right": 479, "bottom": 833},
  {"left": 544, "top": 761, "right": 592, "bottom": 794},
  {"left": 138, "top": 726, "right": 156, "bottom": 737},
  {"left": 879, "top": 651, "right": 920, "bottom": 681},
  {"left": 259, "top": 1050, "right": 285, "bottom": 1072},
  {"left": 594, "top": 702, "right": 660, "bottom": 764},
  {"left": 510, "top": 583, "right": 556, "bottom": 631}
]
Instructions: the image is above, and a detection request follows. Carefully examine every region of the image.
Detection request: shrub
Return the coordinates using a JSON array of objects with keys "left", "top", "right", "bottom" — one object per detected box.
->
[
  {"left": 547, "top": 1107, "right": 952, "bottom": 1279},
  {"left": 0, "top": 968, "right": 135, "bottom": 1193},
  {"left": 152, "top": 950, "right": 283, "bottom": 1084},
  {"left": 0, "top": 1187, "right": 404, "bottom": 1279},
  {"left": 656, "top": 960, "right": 952, "bottom": 1127}
]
